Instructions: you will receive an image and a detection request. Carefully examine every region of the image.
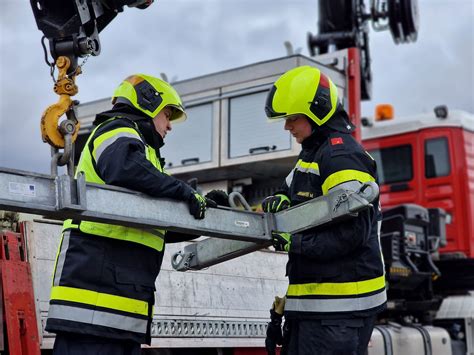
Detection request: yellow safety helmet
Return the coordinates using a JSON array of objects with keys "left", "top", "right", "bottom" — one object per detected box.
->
[
  {"left": 265, "top": 66, "right": 338, "bottom": 126},
  {"left": 112, "top": 74, "right": 186, "bottom": 122}
]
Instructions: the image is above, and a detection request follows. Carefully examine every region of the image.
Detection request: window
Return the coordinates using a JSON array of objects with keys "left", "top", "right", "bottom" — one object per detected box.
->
[
  {"left": 368, "top": 145, "right": 413, "bottom": 185},
  {"left": 229, "top": 91, "right": 291, "bottom": 158},
  {"left": 425, "top": 137, "right": 451, "bottom": 178},
  {"left": 161, "top": 103, "right": 213, "bottom": 168}
]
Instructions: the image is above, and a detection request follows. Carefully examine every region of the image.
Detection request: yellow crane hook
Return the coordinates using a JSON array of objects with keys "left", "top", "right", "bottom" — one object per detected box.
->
[{"left": 40, "top": 56, "right": 81, "bottom": 149}]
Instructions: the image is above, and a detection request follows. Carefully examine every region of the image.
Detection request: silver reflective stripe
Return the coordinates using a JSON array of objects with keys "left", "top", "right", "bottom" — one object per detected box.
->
[
  {"left": 285, "top": 169, "right": 295, "bottom": 187},
  {"left": 377, "top": 219, "right": 385, "bottom": 265},
  {"left": 328, "top": 180, "right": 362, "bottom": 194},
  {"left": 295, "top": 165, "right": 320, "bottom": 175},
  {"left": 95, "top": 132, "right": 142, "bottom": 162},
  {"left": 285, "top": 290, "right": 387, "bottom": 313},
  {"left": 48, "top": 304, "right": 148, "bottom": 334},
  {"left": 53, "top": 231, "right": 71, "bottom": 286}
]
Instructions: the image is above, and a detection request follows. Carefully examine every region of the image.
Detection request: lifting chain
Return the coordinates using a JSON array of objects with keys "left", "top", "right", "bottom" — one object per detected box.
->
[{"left": 40, "top": 56, "right": 82, "bottom": 176}]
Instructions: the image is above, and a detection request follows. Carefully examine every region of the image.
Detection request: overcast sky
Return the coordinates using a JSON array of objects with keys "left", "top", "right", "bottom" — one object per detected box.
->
[{"left": 1, "top": 0, "right": 473, "bottom": 174}]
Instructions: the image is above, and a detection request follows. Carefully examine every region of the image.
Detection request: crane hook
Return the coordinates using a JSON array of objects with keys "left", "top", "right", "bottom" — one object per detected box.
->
[{"left": 40, "top": 56, "right": 81, "bottom": 149}]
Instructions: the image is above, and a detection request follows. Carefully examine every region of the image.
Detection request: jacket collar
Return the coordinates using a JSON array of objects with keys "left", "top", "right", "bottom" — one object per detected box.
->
[
  {"left": 94, "top": 105, "right": 164, "bottom": 149},
  {"left": 301, "top": 109, "right": 354, "bottom": 150},
  {"left": 301, "top": 127, "right": 327, "bottom": 150}
]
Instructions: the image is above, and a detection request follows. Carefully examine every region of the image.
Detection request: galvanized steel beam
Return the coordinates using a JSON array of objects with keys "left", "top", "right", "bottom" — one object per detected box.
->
[
  {"left": 0, "top": 167, "right": 378, "bottom": 271},
  {"left": 0, "top": 168, "right": 268, "bottom": 242},
  {"left": 172, "top": 181, "right": 379, "bottom": 271}
]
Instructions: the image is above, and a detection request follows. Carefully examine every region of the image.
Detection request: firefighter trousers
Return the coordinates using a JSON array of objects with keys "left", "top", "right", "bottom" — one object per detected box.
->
[
  {"left": 283, "top": 316, "right": 376, "bottom": 355},
  {"left": 52, "top": 332, "right": 141, "bottom": 355}
]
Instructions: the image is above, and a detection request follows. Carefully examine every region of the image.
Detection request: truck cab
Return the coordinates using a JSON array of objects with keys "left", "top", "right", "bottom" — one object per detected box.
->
[{"left": 362, "top": 109, "right": 474, "bottom": 259}]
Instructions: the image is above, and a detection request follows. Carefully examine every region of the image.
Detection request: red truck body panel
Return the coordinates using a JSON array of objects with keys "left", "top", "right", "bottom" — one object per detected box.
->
[{"left": 362, "top": 114, "right": 474, "bottom": 258}]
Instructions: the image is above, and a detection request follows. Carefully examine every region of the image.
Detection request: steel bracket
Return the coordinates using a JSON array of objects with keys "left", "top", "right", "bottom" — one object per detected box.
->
[{"left": 56, "top": 173, "right": 87, "bottom": 211}]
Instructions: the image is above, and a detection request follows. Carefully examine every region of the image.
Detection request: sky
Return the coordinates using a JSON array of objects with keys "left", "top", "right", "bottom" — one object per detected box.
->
[{"left": 0, "top": 0, "right": 473, "bottom": 174}]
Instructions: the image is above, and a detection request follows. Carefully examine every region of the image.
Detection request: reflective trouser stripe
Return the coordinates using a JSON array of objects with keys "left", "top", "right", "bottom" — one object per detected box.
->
[
  {"left": 287, "top": 275, "right": 386, "bottom": 296},
  {"left": 48, "top": 304, "right": 148, "bottom": 334},
  {"left": 50, "top": 286, "right": 149, "bottom": 316},
  {"left": 285, "top": 290, "right": 387, "bottom": 313}
]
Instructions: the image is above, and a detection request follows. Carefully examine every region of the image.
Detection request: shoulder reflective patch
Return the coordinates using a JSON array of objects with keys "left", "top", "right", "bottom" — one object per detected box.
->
[
  {"left": 93, "top": 128, "right": 143, "bottom": 162},
  {"left": 295, "top": 159, "right": 320, "bottom": 175},
  {"left": 331, "top": 137, "right": 343, "bottom": 145},
  {"left": 322, "top": 169, "right": 375, "bottom": 195}
]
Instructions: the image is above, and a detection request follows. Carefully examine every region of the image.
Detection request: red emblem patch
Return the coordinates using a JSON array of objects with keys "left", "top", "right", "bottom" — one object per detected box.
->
[{"left": 331, "top": 137, "right": 344, "bottom": 145}]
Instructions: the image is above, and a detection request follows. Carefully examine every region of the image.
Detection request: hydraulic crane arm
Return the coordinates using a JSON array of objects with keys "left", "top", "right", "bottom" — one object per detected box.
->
[
  {"left": 30, "top": 0, "right": 154, "bottom": 173},
  {"left": 30, "top": 0, "right": 154, "bottom": 75}
]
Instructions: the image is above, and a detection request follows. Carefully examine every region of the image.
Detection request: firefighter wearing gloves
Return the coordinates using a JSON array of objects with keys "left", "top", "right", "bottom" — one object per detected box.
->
[
  {"left": 265, "top": 296, "right": 287, "bottom": 355},
  {"left": 262, "top": 193, "right": 291, "bottom": 213},
  {"left": 263, "top": 66, "right": 386, "bottom": 355},
  {"left": 46, "top": 74, "right": 209, "bottom": 354}
]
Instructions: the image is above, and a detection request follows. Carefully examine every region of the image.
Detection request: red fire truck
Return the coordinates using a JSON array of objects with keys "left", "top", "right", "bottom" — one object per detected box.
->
[
  {"left": 361, "top": 107, "right": 474, "bottom": 353},
  {"left": 363, "top": 107, "right": 474, "bottom": 260}
]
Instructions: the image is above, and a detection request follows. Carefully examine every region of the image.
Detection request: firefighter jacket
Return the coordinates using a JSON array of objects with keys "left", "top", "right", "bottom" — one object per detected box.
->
[
  {"left": 45, "top": 107, "right": 195, "bottom": 344},
  {"left": 280, "top": 119, "right": 386, "bottom": 319}
]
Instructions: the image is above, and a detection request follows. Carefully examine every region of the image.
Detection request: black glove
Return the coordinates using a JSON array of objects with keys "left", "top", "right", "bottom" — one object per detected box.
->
[
  {"left": 281, "top": 320, "right": 291, "bottom": 355},
  {"left": 265, "top": 320, "right": 282, "bottom": 354},
  {"left": 271, "top": 232, "right": 291, "bottom": 252},
  {"left": 188, "top": 191, "right": 207, "bottom": 219},
  {"left": 265, "top": 296, "right": 285, "bottom": 355},
  {"left": 205, "top": 190, "right": 230, "bottom": 207},
  {"left": 262, "top": 194, "right": 290, "bottom": 213}
]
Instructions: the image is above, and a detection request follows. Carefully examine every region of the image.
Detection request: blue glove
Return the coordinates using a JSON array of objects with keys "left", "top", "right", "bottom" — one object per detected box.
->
[
  {"left": 272, "top": 232, "right": 291, "bottom": 252},
  {"left": 262, "top": 194, "right": 290, "bottom": 213}
]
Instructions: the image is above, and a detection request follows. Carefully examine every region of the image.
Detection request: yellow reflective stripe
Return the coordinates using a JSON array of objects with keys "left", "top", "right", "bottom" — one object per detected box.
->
[
  {"left": 145, "top": 145, "right": 163, "bottom": 172},
  {"left": 62, "top": 219, "right": 164, "bottom": 252},
  {"left": 50, "top": 286, "right": 148, "bottom": 316},
  {"left": 62, "top": 219, "right": 79, "bottom": 231},
  {"left": 78, "top": 221, "right": 165, "bottom": 252},
  {"left": 322, "top": 169, "right": 375, "bottom": 195},
  {"left": 287, "top": 275, "right": 386, "bottom": 297},
  {"left": 296, "top": 159, "right": 319, "bottom": 171},
  {"left": 51, "top": 231, "right": 66, "bottom": 285},
  {"left": 92, "top": 127, "right": 141, "bottom": 161}
]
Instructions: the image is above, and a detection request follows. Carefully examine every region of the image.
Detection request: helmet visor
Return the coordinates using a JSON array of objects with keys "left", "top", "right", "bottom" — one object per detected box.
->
[
  {"left": 168, "top": 105, "right": 187, "bottom": 123},
  {"left": 265, "top": 85, "right": 288, "bottom": 120}
]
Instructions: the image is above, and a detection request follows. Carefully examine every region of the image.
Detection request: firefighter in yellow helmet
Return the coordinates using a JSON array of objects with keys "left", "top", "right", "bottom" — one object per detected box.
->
[
  {"left": 263, "top": 66, "right": 386, "bottom": 355},
  {"left": 46, "top": 74, "right": 209, "bottom": 354}
]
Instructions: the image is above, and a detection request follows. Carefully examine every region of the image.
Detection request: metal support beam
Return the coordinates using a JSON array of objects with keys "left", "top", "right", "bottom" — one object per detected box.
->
[
  {"left": 0, "top": 168, "right": 268, "bottom": 242},
  {"left": 0, "top": 168, "right": 378, "bottom": 271},
  {"left": 172, "top": 182, "right": 379, "bottom": 271}
]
